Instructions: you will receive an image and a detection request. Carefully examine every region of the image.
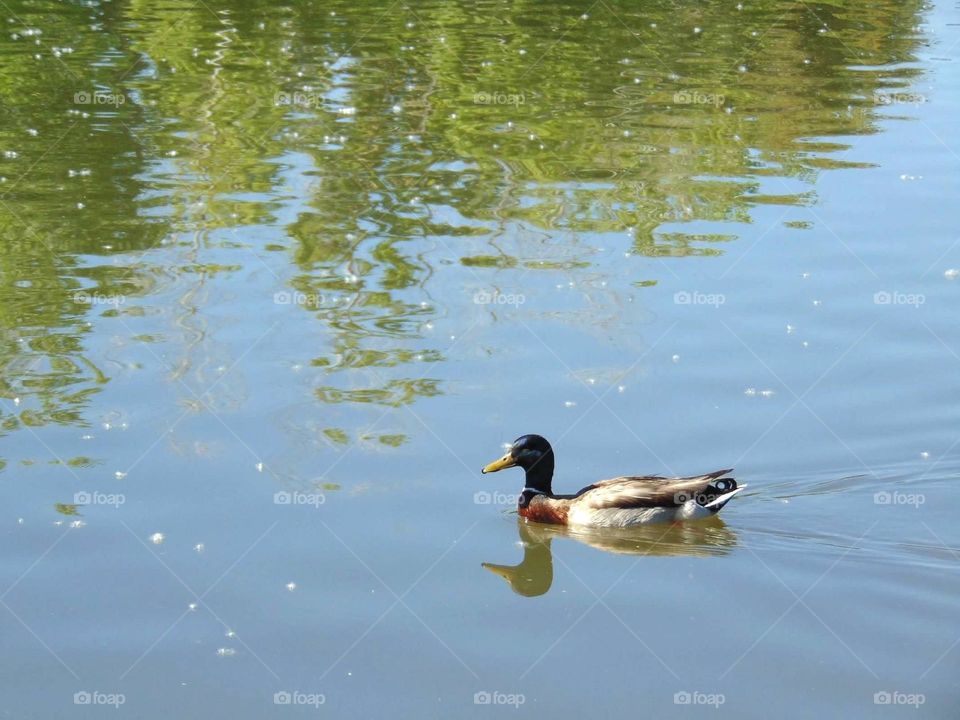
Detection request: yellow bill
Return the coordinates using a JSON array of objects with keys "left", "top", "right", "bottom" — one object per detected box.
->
[{"left": 481, "top": 453, "right": 516, "bottom": 474}]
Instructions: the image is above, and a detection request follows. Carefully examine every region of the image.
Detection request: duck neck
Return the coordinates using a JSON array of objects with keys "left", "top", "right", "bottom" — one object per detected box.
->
[{"left": 522, "top": 451, "right": 554, "bottom": 496}]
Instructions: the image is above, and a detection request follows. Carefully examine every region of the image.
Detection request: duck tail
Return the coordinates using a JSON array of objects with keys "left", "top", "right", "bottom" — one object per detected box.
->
[{"left": 702, "top": 477, "right": 745, "bottom": 511}]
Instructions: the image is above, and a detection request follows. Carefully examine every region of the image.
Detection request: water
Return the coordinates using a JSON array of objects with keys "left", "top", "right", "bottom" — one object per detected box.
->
[{"left": 1, "top": 0, "right": 958, "bottom": 716}]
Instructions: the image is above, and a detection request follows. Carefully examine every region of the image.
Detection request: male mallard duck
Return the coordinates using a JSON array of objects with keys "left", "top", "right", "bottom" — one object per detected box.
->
[{"left": 481, "top": 434, "right": 744, "bottom": 528}]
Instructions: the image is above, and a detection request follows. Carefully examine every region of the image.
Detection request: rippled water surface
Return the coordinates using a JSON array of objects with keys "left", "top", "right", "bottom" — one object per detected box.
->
[{"left": 1, "top": 0, "right": 959, "bottom": 717}]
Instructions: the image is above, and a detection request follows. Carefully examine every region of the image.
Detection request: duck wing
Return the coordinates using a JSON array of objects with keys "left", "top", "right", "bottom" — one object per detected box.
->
[{"left": 574, "top": 469, "right": 735, "bottom": 509}]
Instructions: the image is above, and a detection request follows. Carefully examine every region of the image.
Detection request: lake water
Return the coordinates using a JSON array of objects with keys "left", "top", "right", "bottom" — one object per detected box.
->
[{"left": 1, "top": 0, "right": 958, "bottom": 717}]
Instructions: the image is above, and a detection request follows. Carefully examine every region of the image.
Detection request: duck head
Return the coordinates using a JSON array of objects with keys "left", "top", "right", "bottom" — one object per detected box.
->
[{"left": 481, "top": 434, "right": 555, "bottom": 495}]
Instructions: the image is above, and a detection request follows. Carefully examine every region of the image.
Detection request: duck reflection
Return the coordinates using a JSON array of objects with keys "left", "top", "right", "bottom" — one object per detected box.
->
[{"left": 483, "top": 518, "right": 738, "bottom": 597}]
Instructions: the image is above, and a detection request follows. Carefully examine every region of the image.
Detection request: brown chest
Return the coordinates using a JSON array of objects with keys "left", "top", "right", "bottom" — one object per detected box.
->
[{"left": 519, "top": 498, "right": 569, "bottom": 525}]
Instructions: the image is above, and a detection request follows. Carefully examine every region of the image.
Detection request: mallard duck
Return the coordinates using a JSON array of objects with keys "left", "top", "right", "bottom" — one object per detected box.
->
[{"left": 481, "top": 434, "right": 744, "bottom": 528}]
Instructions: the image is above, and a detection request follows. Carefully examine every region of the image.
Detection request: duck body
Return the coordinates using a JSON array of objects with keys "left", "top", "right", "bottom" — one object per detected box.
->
[
  {"left": 482, "top": 435, "right": 744, "bottom": 529},
  {"left": 518, "top": 470, "right": 741, "bottom": 528}
]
